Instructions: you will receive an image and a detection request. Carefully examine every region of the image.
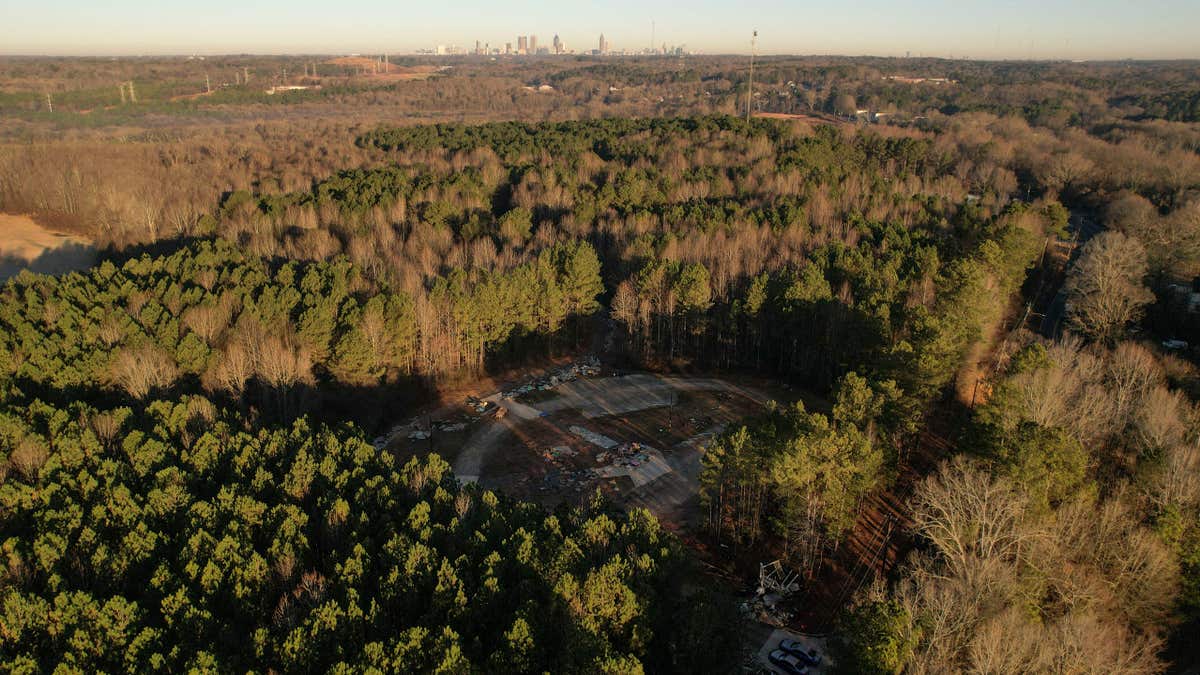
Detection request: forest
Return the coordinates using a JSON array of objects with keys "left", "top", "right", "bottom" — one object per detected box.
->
[{"left": 1, "top": 54, "right": 1199, "bottom": 672}]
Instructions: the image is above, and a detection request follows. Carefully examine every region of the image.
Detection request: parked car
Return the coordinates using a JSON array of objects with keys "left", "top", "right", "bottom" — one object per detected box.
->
[
  {"left": 779, "top": 639, "right": 822, "bottom": 666},
  {"left": 768, "top": 649, "right": 809, "bottom": 674}
]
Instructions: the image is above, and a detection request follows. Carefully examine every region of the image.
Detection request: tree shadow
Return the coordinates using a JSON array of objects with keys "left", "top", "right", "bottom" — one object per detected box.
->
[{"left": 0, "top": 240, "right": 97, "bottom": 283}]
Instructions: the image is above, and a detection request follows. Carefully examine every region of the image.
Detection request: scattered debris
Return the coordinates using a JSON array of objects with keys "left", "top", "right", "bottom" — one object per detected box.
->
[
  {"left": 741, "top": 595, "right": 795, "bottom": 627},
  {"left": 540, "top": 469, "right": 594, "bottom": 492},
  {"left": 500, "top": 356, "right": 601, "bottom": 401}
]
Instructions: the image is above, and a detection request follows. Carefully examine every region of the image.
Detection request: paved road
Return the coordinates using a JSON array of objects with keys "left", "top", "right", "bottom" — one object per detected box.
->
[{"left": 1040, "top": 211, "right": 1104, "bottom": 338}]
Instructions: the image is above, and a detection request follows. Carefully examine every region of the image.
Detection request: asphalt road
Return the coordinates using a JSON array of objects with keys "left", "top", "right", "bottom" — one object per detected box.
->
[{"left": 1039, "top": 211, "right": 1104, "bottom": 338}]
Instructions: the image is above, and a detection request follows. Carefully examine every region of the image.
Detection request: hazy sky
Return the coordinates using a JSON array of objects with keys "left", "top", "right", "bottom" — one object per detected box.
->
[{"left": 2, "top": 0, "right": 1197, "bottom": 59}]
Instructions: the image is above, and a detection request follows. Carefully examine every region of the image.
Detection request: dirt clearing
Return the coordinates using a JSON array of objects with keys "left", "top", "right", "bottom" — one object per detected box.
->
[
  {"left": 385, "top": 367, "right": 782, "bottom": 529},
  {"left": 0, "top": 214, "right": 95, "bottom": 281}
]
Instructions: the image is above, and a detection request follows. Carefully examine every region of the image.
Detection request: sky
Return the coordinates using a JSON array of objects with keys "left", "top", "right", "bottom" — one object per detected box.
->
[{"left": 1, "top": 0, "right": 1198, "bottom": 60}]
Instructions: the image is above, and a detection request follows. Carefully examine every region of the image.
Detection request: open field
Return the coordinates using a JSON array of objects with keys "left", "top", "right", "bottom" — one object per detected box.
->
[
  {"left": 752, "top": 110, "right": 847, "bottom": 126},
  {"left": 322, "top": 58, "right": 440, "bottom": 80},
  {"left": 0, "top": 213, "right": 95, "bottom": 281}
]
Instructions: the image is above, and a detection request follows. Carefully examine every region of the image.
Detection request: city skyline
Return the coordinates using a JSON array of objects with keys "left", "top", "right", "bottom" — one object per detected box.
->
[
  {"left": 428, "top": 31, "right": 681, "bottom": 57},
  {"left": 2, "top": 0, "right": 1199, "bottom": 59}
]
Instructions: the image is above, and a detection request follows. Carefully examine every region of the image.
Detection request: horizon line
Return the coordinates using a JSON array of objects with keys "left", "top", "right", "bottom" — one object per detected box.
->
[{"left": 1, "top": 51, "right": 1198, "bottom": 63}]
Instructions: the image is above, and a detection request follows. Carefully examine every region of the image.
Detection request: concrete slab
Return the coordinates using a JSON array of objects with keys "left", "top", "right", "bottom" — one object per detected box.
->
[
  {"left": 594, "top": 447, "right": 673, "bottom": 487},
  {"left": 568, "top": 425, "right": 619, "bottom": 449},
  {"left": 549, "top": 374, "right": 679, "bottom": 418}
]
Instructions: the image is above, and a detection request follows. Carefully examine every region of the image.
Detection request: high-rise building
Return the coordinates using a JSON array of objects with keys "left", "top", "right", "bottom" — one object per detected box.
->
[
  {"left": 599, "top": 34, "right": 608, "bottom": 55},
  {"left": 530, "top": 35, "right": 538, "bottom": 54},
  {"left": 553, "top": 34, "right": 562, "bottom": 54},
  {"left": 517, "top": 36, "right": 528, "bottom": 54},
  {"left": 505, "top": 42, "right": 512, "bottom": 55}
]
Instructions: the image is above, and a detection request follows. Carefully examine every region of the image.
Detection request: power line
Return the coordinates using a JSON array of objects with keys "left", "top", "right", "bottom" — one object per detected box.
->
[{"left": 746, "top": 30, "right": 757, "bottom": 121}]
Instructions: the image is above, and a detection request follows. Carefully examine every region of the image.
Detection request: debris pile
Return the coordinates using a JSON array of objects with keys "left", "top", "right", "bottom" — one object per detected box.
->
[
  {"left": 596, "top": 442, "right": 650, "bottom": 468},
  {"left": 593, "top": 443, "right": 673, "bottom": 487},
  {"left": 740, "top": 595, "right": 795, "bottom": 627},
  {"left": 465, "top": 395, "right": 491, "bottom": 413},
  {"left": 739, "top": 560, "right": 803, "bottom": 627},
  {"left": 542, "top": 445, "right": 578, "bottom": 461},
  {"left": 500, "top": 356, "right": 601, "bottom": 400}
]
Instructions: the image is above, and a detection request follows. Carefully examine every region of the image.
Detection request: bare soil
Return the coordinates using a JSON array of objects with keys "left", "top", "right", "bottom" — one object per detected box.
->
[{"left": 0, "top": 213, "right": 96, "bottom": 281}]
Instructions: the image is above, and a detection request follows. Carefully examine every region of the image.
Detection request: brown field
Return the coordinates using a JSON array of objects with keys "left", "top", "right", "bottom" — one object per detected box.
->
[
  {"left": 0, "top": 213, "right": 95, "bottom": 281},
  {"left": 323, "top": 57, "right": 438, "bottom": 80},
  {"left": 753, "top": 111, "right": 847, "bottom": 125}
]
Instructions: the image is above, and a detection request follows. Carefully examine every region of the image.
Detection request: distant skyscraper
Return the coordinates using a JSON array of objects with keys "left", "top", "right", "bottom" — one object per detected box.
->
[
  {"left": 599, "top": 34, "right": 608, "bottom": 55},
  {"left": 517, "top": 35, "right": 528, "bottom": 54},
  {"left": 553, "top": 34, "right": 562, "bottom": 54},
  {"left": 530, "top": 35, "right": 538, "bottom": 54},
  {"left": 505, "top": 42, "right": 512, "bottom": 55}
]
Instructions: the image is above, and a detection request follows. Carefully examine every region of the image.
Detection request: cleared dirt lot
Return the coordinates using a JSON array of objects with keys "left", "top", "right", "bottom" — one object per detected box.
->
[{"left": 0, "top": 214, "right": 95, "bottom": 281}]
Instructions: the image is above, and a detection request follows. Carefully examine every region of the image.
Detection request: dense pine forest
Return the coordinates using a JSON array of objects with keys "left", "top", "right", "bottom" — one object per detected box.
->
[{"left": 1, "top": 54, "right": 1199, "bottom": 672}]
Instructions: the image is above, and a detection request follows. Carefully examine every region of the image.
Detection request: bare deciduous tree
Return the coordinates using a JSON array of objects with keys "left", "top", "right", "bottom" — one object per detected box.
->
[
  {"left": 108, "top": 344, "right": 178, "bottom": 400},
  {"left": 1065, "top": 231, "right": 1154, "bottom": 344},
  {"left": 911, "top": 457, "right": 1034, "bottom": 573}
]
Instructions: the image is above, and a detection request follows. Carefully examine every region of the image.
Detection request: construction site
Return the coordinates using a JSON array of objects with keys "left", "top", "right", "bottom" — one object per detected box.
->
[
  {"left": 378, "top": 358, "right": 848, "bottom": 672},
  {"left": 380, "top": 358, "right": 781, "bottom": 528}
]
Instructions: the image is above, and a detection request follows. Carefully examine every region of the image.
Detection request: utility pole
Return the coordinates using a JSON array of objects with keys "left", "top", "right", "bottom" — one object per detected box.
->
[
  {"left": 45, "top": 92, "right": 53, "bottom": 113},
  {"left": 746, "top": 30, "right": 757, "bottom": 121}
]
